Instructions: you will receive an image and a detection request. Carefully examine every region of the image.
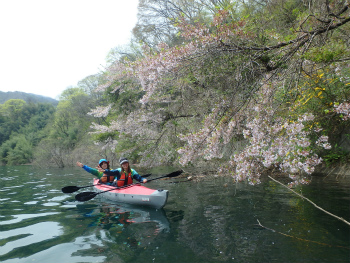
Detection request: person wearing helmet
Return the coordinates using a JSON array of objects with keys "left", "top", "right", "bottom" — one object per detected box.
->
[
  {"left": 76, "top": 159, "right": 116, "bottom": 185},
  {"left": 98, "top": 157, "right": 147, "bottom": 186}
]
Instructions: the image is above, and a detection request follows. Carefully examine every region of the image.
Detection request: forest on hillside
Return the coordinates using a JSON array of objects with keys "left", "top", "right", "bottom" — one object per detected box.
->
[
  {"left": 0, "top": 91, "right": 58, "bottom": 105},
  {"left": 1, "top": 0, "right": 350, "bottom": 186}
]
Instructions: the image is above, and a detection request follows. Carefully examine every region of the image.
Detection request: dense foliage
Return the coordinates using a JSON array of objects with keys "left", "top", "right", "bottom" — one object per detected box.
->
[
  {"left": 33, "top": 80, "right": 119, "bottom": 168},
  {"left": 0, "top": 91, "right": 58, "bottom": 105},
  {"left": 0, "top": 80, "right": 113, "bottom": 167},
  {"left": 0, "top": 99, "right": 55, "bottom": 165}
]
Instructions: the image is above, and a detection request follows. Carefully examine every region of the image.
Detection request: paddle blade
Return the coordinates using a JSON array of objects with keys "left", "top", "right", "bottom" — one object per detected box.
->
[
  {"left": 167, "top": 170, "right": 184, "bottom": 178},
  {"left": 147, "top": 170, "right": 184, "bottom": 182},
  {"left": 75, "top": 191, "right": 98, "bottom": 202},
  {"left": 62, "top": 186, "right": 80, "bottom": 193}
]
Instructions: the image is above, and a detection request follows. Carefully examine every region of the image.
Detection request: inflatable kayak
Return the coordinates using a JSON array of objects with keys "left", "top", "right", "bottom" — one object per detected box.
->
[{"left": 92, "top": 179, "right": 168, "bottom": 209}]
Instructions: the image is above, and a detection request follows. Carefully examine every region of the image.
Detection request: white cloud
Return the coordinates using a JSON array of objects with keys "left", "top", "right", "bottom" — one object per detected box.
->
[{"left": 0, "top": 0, "right": 139, "bottom": 99}]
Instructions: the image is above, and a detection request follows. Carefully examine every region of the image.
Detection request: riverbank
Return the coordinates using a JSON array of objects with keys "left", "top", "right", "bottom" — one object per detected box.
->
[{"left": 313, "top": 163, "right": 350, "bottom": 180}]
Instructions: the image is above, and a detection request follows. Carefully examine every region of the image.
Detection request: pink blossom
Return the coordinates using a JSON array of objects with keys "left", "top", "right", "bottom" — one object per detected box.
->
[
  {"left": 88, "top": 104, "right": 112, "bottom": 118},
  {"left": 334, "top": 102, "right": 350, "bottom": 120}
]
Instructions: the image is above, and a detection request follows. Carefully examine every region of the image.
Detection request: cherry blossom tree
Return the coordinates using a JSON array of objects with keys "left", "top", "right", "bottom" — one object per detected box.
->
[{"left": 90, "top": 0, "right": 350, "bottom": 184}]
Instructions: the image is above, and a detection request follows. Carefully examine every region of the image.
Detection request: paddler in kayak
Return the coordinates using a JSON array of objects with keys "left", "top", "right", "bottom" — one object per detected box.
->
[
  {"left": 76, "top": 159, "right": 116, "bottom": 185},
  {"left": 98, "top": 157, "right": 147, "bottom": 186}
]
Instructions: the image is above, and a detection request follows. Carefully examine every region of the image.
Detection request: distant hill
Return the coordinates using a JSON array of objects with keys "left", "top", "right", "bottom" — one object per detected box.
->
[{"left": 0, "top": 91, "right": 58, "bottom": 106}]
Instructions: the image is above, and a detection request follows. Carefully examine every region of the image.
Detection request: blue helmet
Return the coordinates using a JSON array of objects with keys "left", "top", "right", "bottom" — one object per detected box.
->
[{"left": 99, "top": 159, "right": 108, "bottom": 165}]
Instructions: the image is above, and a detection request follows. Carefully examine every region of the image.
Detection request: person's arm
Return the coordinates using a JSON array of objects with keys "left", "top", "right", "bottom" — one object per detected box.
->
[
  {"left": 131, "top": 169, "right": 147, "bottom": 183},
  {"left": 77, "top": 161, "right": 102, "bottom": 178}
]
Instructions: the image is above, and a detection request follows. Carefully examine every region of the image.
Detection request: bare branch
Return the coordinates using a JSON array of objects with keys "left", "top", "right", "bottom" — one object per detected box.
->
[
  {"left": 221, "top": 14, "right": 350, "bottom": 52},
  {"left": 256, "top": 219, "right": 350, "bottom": 249},
  {"left": 268, "top": 176, "right": 350, "bottom": 226}
]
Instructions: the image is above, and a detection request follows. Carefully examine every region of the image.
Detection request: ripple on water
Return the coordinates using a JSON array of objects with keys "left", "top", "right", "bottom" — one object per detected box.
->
[
  {"left": 49, "top": 196, "right": 69, "bottom": 202},
  {"left": 0, "top": 235, "right": 106, "bottom": 263},
  {"left": 0, "top": 221, "right": 63, "bottom": 256},
  {"left": 60, "top": 204, "right": 78, "bottom": 208},
  {"left": 0, "top": 212, "right": 59, "bottom": 225},
  {"left": 24, "top": 201, "right": 39, "bottom": 205},
  {"left": 2, "top": 185, "right": 24, "bottom": 189},
  {"left": 48, "top": 189, "right": 62, "bottom": 193},
  {"left": 34, "top": 185, "right": 47, "bottom": 188},
  {"left": 41, "top": 195, "right": 71, "bottom": 207},
  {"left": 0, "top": 177, "right": 17, "bottom": 181},
  {"left": 42, "top": 202, "right": 60, "bottom": 207}
]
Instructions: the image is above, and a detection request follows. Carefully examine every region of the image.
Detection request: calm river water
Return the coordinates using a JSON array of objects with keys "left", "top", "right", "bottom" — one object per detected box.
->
[{"left": 0, "top": 165, "right": 349, "bottom": 263}]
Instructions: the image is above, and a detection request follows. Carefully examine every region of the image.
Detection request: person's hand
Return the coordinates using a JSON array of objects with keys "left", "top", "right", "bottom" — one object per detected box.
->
[
  {"left": 142, "top": 178, "right": 147, "bottom": 183},
  {"left": 76, "top": 162, "right": 83, "bottom": 167},
  {"left": 97, "top": 166, "right": 105, "bottom": 173}
]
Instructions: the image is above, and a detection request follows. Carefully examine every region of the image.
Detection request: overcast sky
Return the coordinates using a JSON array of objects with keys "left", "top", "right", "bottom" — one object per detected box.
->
[{"left": 0, "top": 0, "right": 138, "bottom": 99}]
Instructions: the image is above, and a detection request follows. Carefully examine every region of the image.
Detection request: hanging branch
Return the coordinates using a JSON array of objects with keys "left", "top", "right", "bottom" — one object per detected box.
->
[
  {"left": 256, "top": 219, "right": 350, "bottom": 250},
  {"left": 268, "top": 176, "right": 350, "bottom": 226}
]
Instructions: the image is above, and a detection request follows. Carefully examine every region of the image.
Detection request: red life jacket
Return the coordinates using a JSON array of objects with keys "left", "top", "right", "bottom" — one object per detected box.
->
[
  {"left": 99, "top": 173, "right": 115, "bottom": 183},
  {"left": 117, "top": 171, "right": 133, "bottom": 187}
]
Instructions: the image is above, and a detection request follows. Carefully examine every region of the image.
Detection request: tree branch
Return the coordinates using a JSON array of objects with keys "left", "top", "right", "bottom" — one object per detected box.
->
[
  {"left": 256, "top": 219, "right": 350, "bottom": 249},
  {"left": 221, "top": 14, "right": 350, "bottom": 52},
  {"left": 268, "top": 176, "right": 350, "bottom": 226}
]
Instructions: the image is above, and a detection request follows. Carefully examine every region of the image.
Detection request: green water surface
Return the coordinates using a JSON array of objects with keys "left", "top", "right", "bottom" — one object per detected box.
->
[{"left": 0, "top": 166, "right": 349, "bottom": 263}]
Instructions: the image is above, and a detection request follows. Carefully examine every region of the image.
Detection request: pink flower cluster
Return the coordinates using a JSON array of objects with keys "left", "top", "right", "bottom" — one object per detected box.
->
[
  {"left": 94, "top": 61, "right": 134, "bottom": 93},
  {"left": 88, "top": 104, "right": 112, "bottom": 118},
  {"left": 125, "top": 10, "right": 250, "bottom": 104},
  {"left": 334, "top": 102, "right": 350, "bottom": 120},
  {"left": 231, "top": 107, "right": 328, "bottom": 186},
  {"left": 177, "top": 85, "right": 332, "bottom": 186},
  {"left": 89, "top": 10, "right": 340, "bottom": 184}
]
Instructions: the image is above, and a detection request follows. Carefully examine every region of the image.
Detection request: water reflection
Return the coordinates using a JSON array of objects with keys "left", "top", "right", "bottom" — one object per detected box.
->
[
  {"left": 0, "top": 200, "right": 171, "bottom": 263},
  {"left": 0, "top": 221, "right": 62, "bottom": 255},
  {"left": 56, "top": 203, "right": 173, "bottom": 262},
  {"left": 1, "top": 235, "right": 106, "bottom": 263},
  {"left": 0, "top": 212, "right": 59, "bottom": 225},
  {"left": 78, "top": 202, "right": 170, "bottom": 237}
]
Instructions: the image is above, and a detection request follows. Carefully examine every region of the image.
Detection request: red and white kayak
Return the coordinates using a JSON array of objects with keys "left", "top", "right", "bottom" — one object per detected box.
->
[{"left": 93, "top": 179, "right": 169, "bottom": 209}]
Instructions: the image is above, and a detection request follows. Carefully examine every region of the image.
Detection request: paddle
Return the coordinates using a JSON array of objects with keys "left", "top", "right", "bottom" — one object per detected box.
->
[
  {"left": 143, "top": 170, "right": 183, "bottom": 182},
  {"left": 61, "top": 173, "right": 152, "bottom": 193},
  {"left": 75, "top": 170, "right": 183, "bottom": 202}
]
